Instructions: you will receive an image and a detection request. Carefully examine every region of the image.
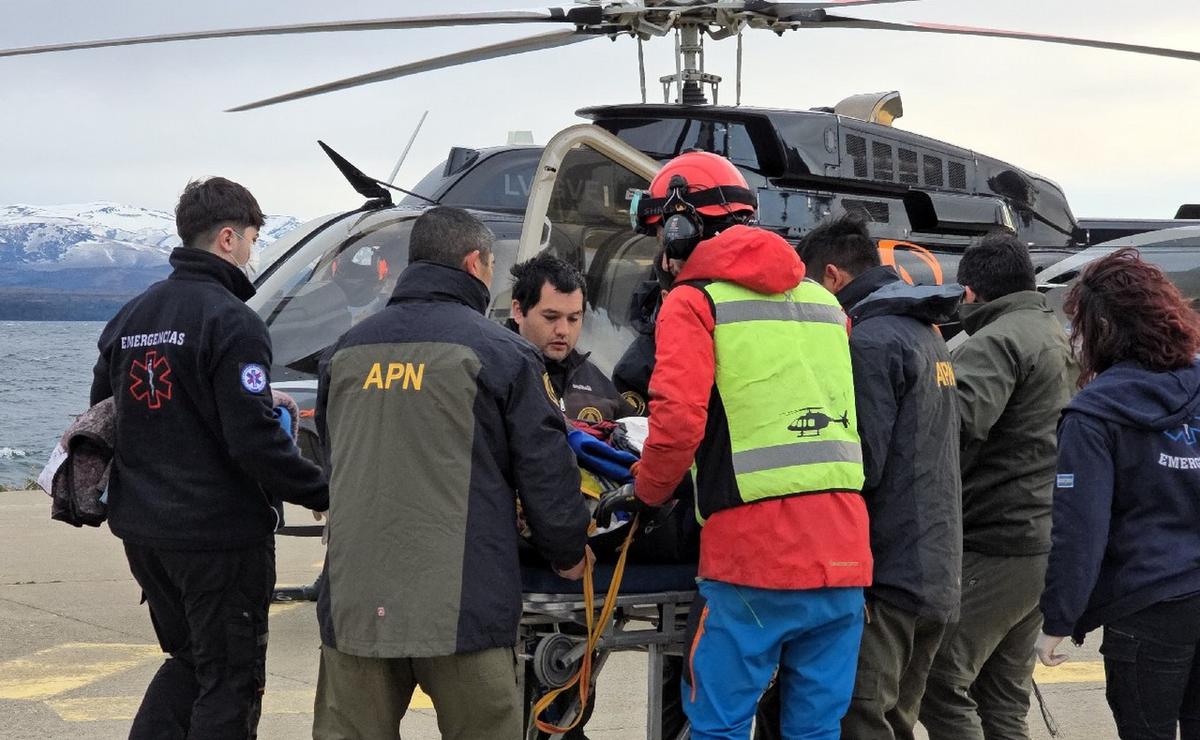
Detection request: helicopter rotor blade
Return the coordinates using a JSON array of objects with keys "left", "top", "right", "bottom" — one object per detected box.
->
[
  {"left": 227, "top": 29, "right": 599, "bottom": 112},
  {"left": 0, "top": 8, "right": 604, "bottom": 59},
  {"left": 811, "top": 14, "right": 1200, "bottom": 63}
]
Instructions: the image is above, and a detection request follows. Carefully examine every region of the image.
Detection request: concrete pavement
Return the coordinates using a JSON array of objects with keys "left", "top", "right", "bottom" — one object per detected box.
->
[{"left": 0, "top": 489, "right": 1120, "bottom": 738}]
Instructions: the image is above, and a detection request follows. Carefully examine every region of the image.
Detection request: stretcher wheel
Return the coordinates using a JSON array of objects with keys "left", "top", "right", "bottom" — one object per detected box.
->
[{"left": 532, "top": 632, "right": 579, "bottom": 688}]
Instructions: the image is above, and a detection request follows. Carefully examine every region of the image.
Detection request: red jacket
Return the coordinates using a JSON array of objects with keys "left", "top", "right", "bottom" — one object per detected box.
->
[{"left": 634, "top": 226, "right": 873, "bottom": 590}]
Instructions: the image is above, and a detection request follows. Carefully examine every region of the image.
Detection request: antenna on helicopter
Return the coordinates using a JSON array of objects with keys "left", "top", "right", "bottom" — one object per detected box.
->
[
  {"left": 319, "top": 140, "right": 438, "bottom": 208},
  {"left": 388, "top": 110, "right": 430, "bottom": 185}
]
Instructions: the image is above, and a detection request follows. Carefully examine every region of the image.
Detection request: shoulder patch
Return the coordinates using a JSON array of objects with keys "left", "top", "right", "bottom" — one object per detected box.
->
[
  {"left": 240, "top": 363, "right": 268, "bottom": 394},
  {"left": 1056, "top": 473, "right": 1074, "bottom": 489},
  {"left": 622, "top": 390, "right": 647, "bottom": 415}
]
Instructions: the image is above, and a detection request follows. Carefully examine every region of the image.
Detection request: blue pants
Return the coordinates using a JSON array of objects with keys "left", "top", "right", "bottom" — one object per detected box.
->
[{"left": 683, "top": 580, "right": 865, "bottom": 740}]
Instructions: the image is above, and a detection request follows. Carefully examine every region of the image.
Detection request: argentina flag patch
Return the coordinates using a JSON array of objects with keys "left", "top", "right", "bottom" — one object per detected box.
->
[{"left": 1056, "top": 473, "right": 1075, "bottom": 489}]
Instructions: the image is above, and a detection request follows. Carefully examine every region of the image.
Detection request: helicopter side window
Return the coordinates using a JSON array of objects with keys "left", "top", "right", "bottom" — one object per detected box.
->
[
  {"left": 678, "top": 120, "right": 761, "bottom": 171},
  {"left": 540, "top": 145, "right": 656, "bottom": 374},
  {"left": 439, "top": 149, "right": 542, "bottom": 212},
  {"left": 598, "top": 118, "right": 689, "bottom": 158}
]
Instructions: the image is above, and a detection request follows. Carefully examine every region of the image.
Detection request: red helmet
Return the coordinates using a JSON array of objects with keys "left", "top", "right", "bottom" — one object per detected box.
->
[{"left": 633, "top": 151, "right": 757, "bottom": 231}]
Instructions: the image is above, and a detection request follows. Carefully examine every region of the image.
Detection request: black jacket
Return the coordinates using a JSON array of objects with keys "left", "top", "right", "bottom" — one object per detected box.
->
[
  {"left": 840, "top": 266, "right": 964, "bottom": 621},
  {"left": 315, "top": 261, "right": 588, "bottom": 657},
  {"left": 1041, "top": 361, "right": 1200, "bottom": 641},
  {"left": 90, "top": 248, "right": 328, "bottom": 550},
  {"left": 502, "top": 320, "right": 637, "bottom": 422},
  {"left": 548, "top": 350, "right": 637, "bottom": 423}
]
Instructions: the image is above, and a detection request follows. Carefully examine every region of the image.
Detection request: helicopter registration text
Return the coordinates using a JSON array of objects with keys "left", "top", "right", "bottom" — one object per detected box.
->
[{"left": 362, "top": 362, "right": 425, "bottom": 391}]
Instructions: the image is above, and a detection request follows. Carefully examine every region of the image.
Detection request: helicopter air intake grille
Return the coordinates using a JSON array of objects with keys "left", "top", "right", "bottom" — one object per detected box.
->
[
  {"left": 843, "top": 199, "right": 890, "bottom": 223},
  {"left": 899, "top": 148, "right": 919, "bottom": 185},
  {"left": 923, "top": 155, "right": 945, "bottom": 187},
  {"left": 846, "top": 134, "right": 868, "bottom": 178},
  {"left": 949, "top": 161, "right": 968, "bottom": 190},
  {"left": 872, "top": 141, "right": 894, "bottom": 182}
]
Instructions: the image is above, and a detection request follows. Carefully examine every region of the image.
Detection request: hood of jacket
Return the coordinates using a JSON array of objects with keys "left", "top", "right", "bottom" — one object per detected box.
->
[
  {"left": 1069, "top": 360, "right": 1200, "bottom": 432},
  {"left": 675, "top": 225, "right": 805, "bottom": 293},
  {"left": 960, "top": 290, "right": 1047, "bottom": 336},
  {"left": 167, "top": 247, "right": 256, "bottom": 302},
  {"left": 388, "top": 260, "right": 490, "bottom": 314},
  {"left": 839, "top": 265, "right": 964, "bottom": 325}
]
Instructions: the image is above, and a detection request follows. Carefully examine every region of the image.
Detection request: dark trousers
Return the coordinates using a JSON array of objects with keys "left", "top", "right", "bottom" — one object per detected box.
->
[
  {"left": 1101, "top": 592, "right": 1200, "bottom": 740},
  {"left": 919, "top": 551, "right": 1047, "bottom": 740},
  {"left": 124, "top": 542, "right": 275, "bottom": 740},
  {"left": 841, "top": 599, "right": 948, "bottom": 740}
]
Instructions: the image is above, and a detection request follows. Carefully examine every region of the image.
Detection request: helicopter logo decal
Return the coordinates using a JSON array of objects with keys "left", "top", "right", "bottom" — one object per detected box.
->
[{"left": 785, "top": 407, "right": 849, "bottom": 438}]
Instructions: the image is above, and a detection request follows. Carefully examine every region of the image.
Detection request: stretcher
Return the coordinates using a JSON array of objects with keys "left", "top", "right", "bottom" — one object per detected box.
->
[{"left": 519, "top": 561, "right": 697, "bottom": 740}]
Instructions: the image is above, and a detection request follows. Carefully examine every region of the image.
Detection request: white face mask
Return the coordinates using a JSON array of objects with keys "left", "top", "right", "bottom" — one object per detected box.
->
[{"left": 238, "top": 251, "right": 261, "bottom": 282}]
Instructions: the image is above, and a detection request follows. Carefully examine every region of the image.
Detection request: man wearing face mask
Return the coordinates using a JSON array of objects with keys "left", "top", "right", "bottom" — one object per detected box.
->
[
  {"left": 90, "top": 177, "right": 329, "bottom": 739},
  {"left": 508, "top": 253, "right": 636, "bottom": 423}
]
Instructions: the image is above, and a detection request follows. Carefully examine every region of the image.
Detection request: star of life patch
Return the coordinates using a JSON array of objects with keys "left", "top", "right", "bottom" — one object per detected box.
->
[
  {"left": 240, "top": 363, "right": 268, "bottom": 394},
  {"left": 1056, "top": 473, "right": 1075, "bottom": 489}
]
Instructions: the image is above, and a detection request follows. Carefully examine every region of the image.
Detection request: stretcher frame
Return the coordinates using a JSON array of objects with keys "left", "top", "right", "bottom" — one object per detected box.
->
[{"left": 519, "top": 584, "right": 696, "bottom": 740}]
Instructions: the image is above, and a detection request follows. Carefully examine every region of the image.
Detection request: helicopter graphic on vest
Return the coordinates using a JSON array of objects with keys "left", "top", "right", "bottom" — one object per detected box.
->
[{"left": 785, "top": 407, "right": 850, "bottom": 438}]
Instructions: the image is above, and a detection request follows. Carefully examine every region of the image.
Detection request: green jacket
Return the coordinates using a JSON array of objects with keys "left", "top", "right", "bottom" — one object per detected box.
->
[{"left": 953, "top": 291, "right": 1075, "bottom": 556}]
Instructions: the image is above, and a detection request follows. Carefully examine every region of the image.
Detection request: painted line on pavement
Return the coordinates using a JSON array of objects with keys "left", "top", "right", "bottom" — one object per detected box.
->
[
  {"left": 1034, "top": 660, "right": 1105, "bottom": 684},
  {"left": 0, "top": 642, "right": 160, "bottom": 700}
]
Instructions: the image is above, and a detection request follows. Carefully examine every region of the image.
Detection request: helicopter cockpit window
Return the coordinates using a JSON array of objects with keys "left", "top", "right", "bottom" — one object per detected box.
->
[
  {"left": 260, "top": 216, "right": 415, "bottom": 376},
  {"left": 439, "top": 149, "right": 542, "bottom": 212},
  {"left": 540, "top": 145, "right": 658, "bottom": 374}
]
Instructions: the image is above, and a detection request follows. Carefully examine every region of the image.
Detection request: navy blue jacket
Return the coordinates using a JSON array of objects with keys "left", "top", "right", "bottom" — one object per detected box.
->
[
  {"left": 840, "top": 266, "right": 964, "bottom": 621},
  {"left": 1041, "top": 360, "right": 1200, "bottom": 641},
  {"left": 91, "top": 248, "right": 328, "bottom": 549}
]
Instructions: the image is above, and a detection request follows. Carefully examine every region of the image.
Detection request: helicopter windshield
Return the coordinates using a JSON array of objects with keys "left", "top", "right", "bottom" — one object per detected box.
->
[{"left": 249, "top": 208, "right": 523, "bottom": 380}]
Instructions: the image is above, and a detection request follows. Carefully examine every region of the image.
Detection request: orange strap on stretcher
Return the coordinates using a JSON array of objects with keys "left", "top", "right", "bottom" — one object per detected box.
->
[{"left": 532, "top": 514, "right": 641, "bottom": 735}]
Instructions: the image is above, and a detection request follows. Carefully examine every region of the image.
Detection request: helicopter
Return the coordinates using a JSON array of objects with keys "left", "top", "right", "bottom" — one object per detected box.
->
[
  {"left": 786, "top": 407, "right": 851, "bottom": 438},
  {"left": 5, "top": 0, "right": 1200, "bottom": 469}
]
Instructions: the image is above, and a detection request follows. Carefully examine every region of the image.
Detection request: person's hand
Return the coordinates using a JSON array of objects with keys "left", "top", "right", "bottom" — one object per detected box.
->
[
  {"left": 555, "top": 545, "right": 594, "bottom": 581},
  {"left": 595, "top": 483, "right": 645, "bottom": 528},
  {"left": 1035, "top": 632, "right": 1069, "bottom": 667},
  {"left": 314, "top": 509, "right": 330, "bottom": 544}
]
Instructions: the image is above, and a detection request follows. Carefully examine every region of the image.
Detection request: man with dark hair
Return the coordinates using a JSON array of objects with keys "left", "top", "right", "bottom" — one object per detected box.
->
[
  {"left": 509, "top": 252, "right": 635, "bottom": 423},
  {"left": 920, "top": 232, "right": 1076, "bottom": 740},
  {"left": 90, "top": 176, "right": 329, "bottom": 739},
  {"left": 795, "top": 215, "right": 964, "bottom": 740},
  {"left": 313, "top": 206, "right": 590, "bottom": 739}
]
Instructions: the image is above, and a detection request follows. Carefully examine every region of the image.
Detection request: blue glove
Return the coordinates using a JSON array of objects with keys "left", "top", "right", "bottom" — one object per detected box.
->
[{"left": 273, "top": 406, "right": 294, "bottom": 439}]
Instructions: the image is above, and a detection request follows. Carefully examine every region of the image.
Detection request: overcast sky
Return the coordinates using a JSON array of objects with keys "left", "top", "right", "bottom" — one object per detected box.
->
[{"left": 2, "top": 0, "right": 1199, "bottom": 222}]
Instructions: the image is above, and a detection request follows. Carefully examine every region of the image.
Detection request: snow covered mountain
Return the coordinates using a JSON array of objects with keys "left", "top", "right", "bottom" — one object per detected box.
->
[{"left": 0, "top": 202, "right": 300, "bottom": 269}]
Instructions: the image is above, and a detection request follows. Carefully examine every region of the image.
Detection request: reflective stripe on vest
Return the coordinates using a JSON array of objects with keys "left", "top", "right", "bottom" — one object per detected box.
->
[{"left": 704, "top": 279, "right": 864, "bottom": 512}]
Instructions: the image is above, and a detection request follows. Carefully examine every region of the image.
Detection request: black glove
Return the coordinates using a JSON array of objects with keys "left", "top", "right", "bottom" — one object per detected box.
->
[{"left": 595, "top": 482, "right": 647, "bottom": 529}]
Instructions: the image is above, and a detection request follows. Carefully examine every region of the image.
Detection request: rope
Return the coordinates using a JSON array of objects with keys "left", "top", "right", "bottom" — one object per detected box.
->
[{"left": 532, "top": 514, "right": 641, "bottom": 735}]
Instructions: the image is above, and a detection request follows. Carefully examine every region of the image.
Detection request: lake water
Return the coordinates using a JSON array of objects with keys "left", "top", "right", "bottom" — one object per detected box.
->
[{"left": 0, "top": 321, "right": 103, "bottom": 488}]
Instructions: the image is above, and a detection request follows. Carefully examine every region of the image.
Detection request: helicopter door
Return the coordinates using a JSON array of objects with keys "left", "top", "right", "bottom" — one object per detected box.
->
[{"left": 510, "top": 125, "right": 661, "bottom": 375}]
